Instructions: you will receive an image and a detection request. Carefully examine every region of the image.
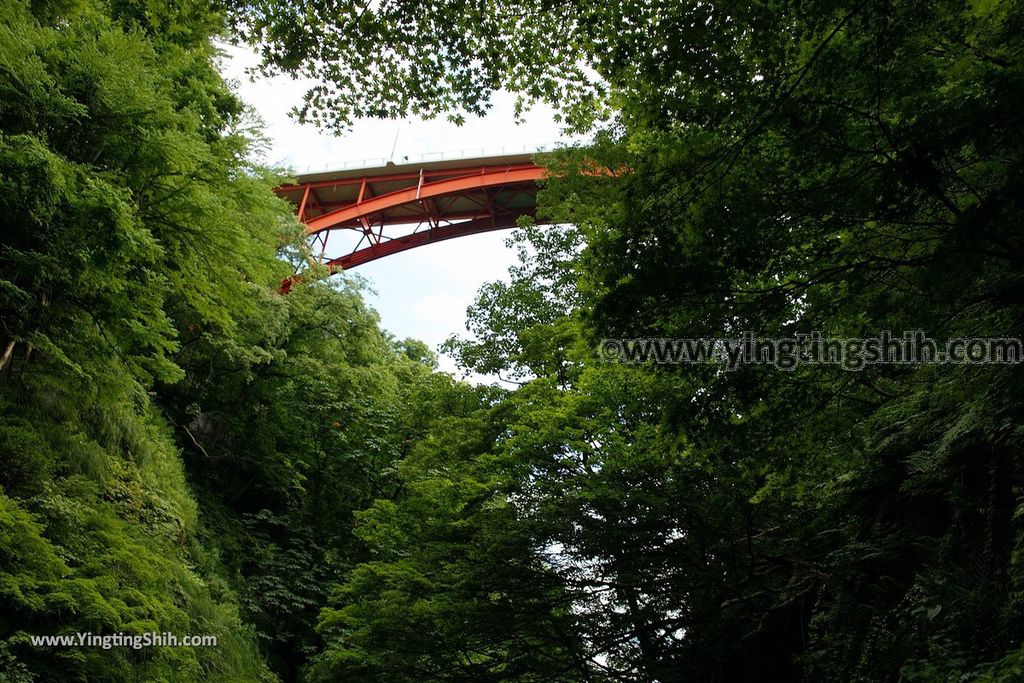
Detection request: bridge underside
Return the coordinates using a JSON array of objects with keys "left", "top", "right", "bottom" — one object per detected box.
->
[{"left": 275, "top": 153, "right": 546, "bottom": 278}]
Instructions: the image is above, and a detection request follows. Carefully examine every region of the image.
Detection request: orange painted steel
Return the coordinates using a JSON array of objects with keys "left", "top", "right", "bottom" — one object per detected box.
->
[{"left": 274, "top": 154, "right": 547, "bottom": 279}]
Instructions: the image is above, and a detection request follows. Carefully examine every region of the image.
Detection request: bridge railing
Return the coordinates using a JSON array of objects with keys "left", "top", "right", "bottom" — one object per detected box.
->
[{"left": 296, "top": 142, "right": 562, "bottom": 174}]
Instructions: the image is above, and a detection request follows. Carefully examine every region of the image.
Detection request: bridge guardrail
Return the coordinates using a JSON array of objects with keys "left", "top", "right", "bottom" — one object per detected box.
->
[{"left": 296, "top": 142, "right": 562, "bottom": 174}]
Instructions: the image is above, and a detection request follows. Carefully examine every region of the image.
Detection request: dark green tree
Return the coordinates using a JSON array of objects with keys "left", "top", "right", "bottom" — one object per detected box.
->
[{"left": 249, "top": 0, "right": 1024, "bottom": 680}]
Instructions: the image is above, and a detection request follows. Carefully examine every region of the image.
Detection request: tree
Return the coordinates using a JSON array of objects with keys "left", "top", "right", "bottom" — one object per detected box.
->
[
  {"left": 271, "top": 0, "right": 1024, "bottom": 679},
  {"left": 309, "top": 383, "right": 591, "bottom": 682},
  {"left": 0, "top": 0, "right": 291, "bottom": 679}
]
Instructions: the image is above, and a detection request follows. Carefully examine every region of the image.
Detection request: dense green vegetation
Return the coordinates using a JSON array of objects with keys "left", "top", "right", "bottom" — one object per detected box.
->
[
  {"left": 0, "top": 0, "right": 474, "bottom": 679},
  {"left": 3, "top": 0, "right": 1024, "bottom": 681}
]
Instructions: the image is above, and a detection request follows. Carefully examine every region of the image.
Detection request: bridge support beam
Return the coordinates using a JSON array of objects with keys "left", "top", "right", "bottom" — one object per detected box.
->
[{"left": 275, "top": 155, "right": 546, "bottom": 278}]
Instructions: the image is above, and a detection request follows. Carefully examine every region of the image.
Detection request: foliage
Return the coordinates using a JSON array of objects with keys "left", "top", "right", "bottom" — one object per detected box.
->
[
  {"left": 0, "top": 0, "right": 475, "bottom": 678},
  {"left": 309, "top": 387, "right": 590, "bottom": 682},
  {"left": 280, "top": 0, "right": 1024, "bottom": 681},
  {"left": 0, "top": 0, "right": 340, "bottom": 680},
  {"left": 226, "top": 0, "right": 611, "bottom": 132}
]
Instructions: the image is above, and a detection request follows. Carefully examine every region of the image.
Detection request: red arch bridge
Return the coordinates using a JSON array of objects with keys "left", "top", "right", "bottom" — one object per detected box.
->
[{"left": 275, "top": 151, "right": 548, "bottom": 286}]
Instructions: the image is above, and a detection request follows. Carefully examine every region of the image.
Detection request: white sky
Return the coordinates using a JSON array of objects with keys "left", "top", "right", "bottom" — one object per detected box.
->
[{"left": 217, "top": 45, "right": 574, "bottom": 381}]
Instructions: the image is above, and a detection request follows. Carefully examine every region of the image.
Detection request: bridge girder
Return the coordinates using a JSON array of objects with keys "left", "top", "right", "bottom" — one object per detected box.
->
[{"left": 275, "top": 154, "right": 547, "bottom": 283}]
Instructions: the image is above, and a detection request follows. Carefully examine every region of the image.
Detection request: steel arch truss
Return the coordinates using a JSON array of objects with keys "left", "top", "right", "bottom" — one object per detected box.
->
[{"left": 275, "top": 158, "right": 546, "bottom": 278}]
